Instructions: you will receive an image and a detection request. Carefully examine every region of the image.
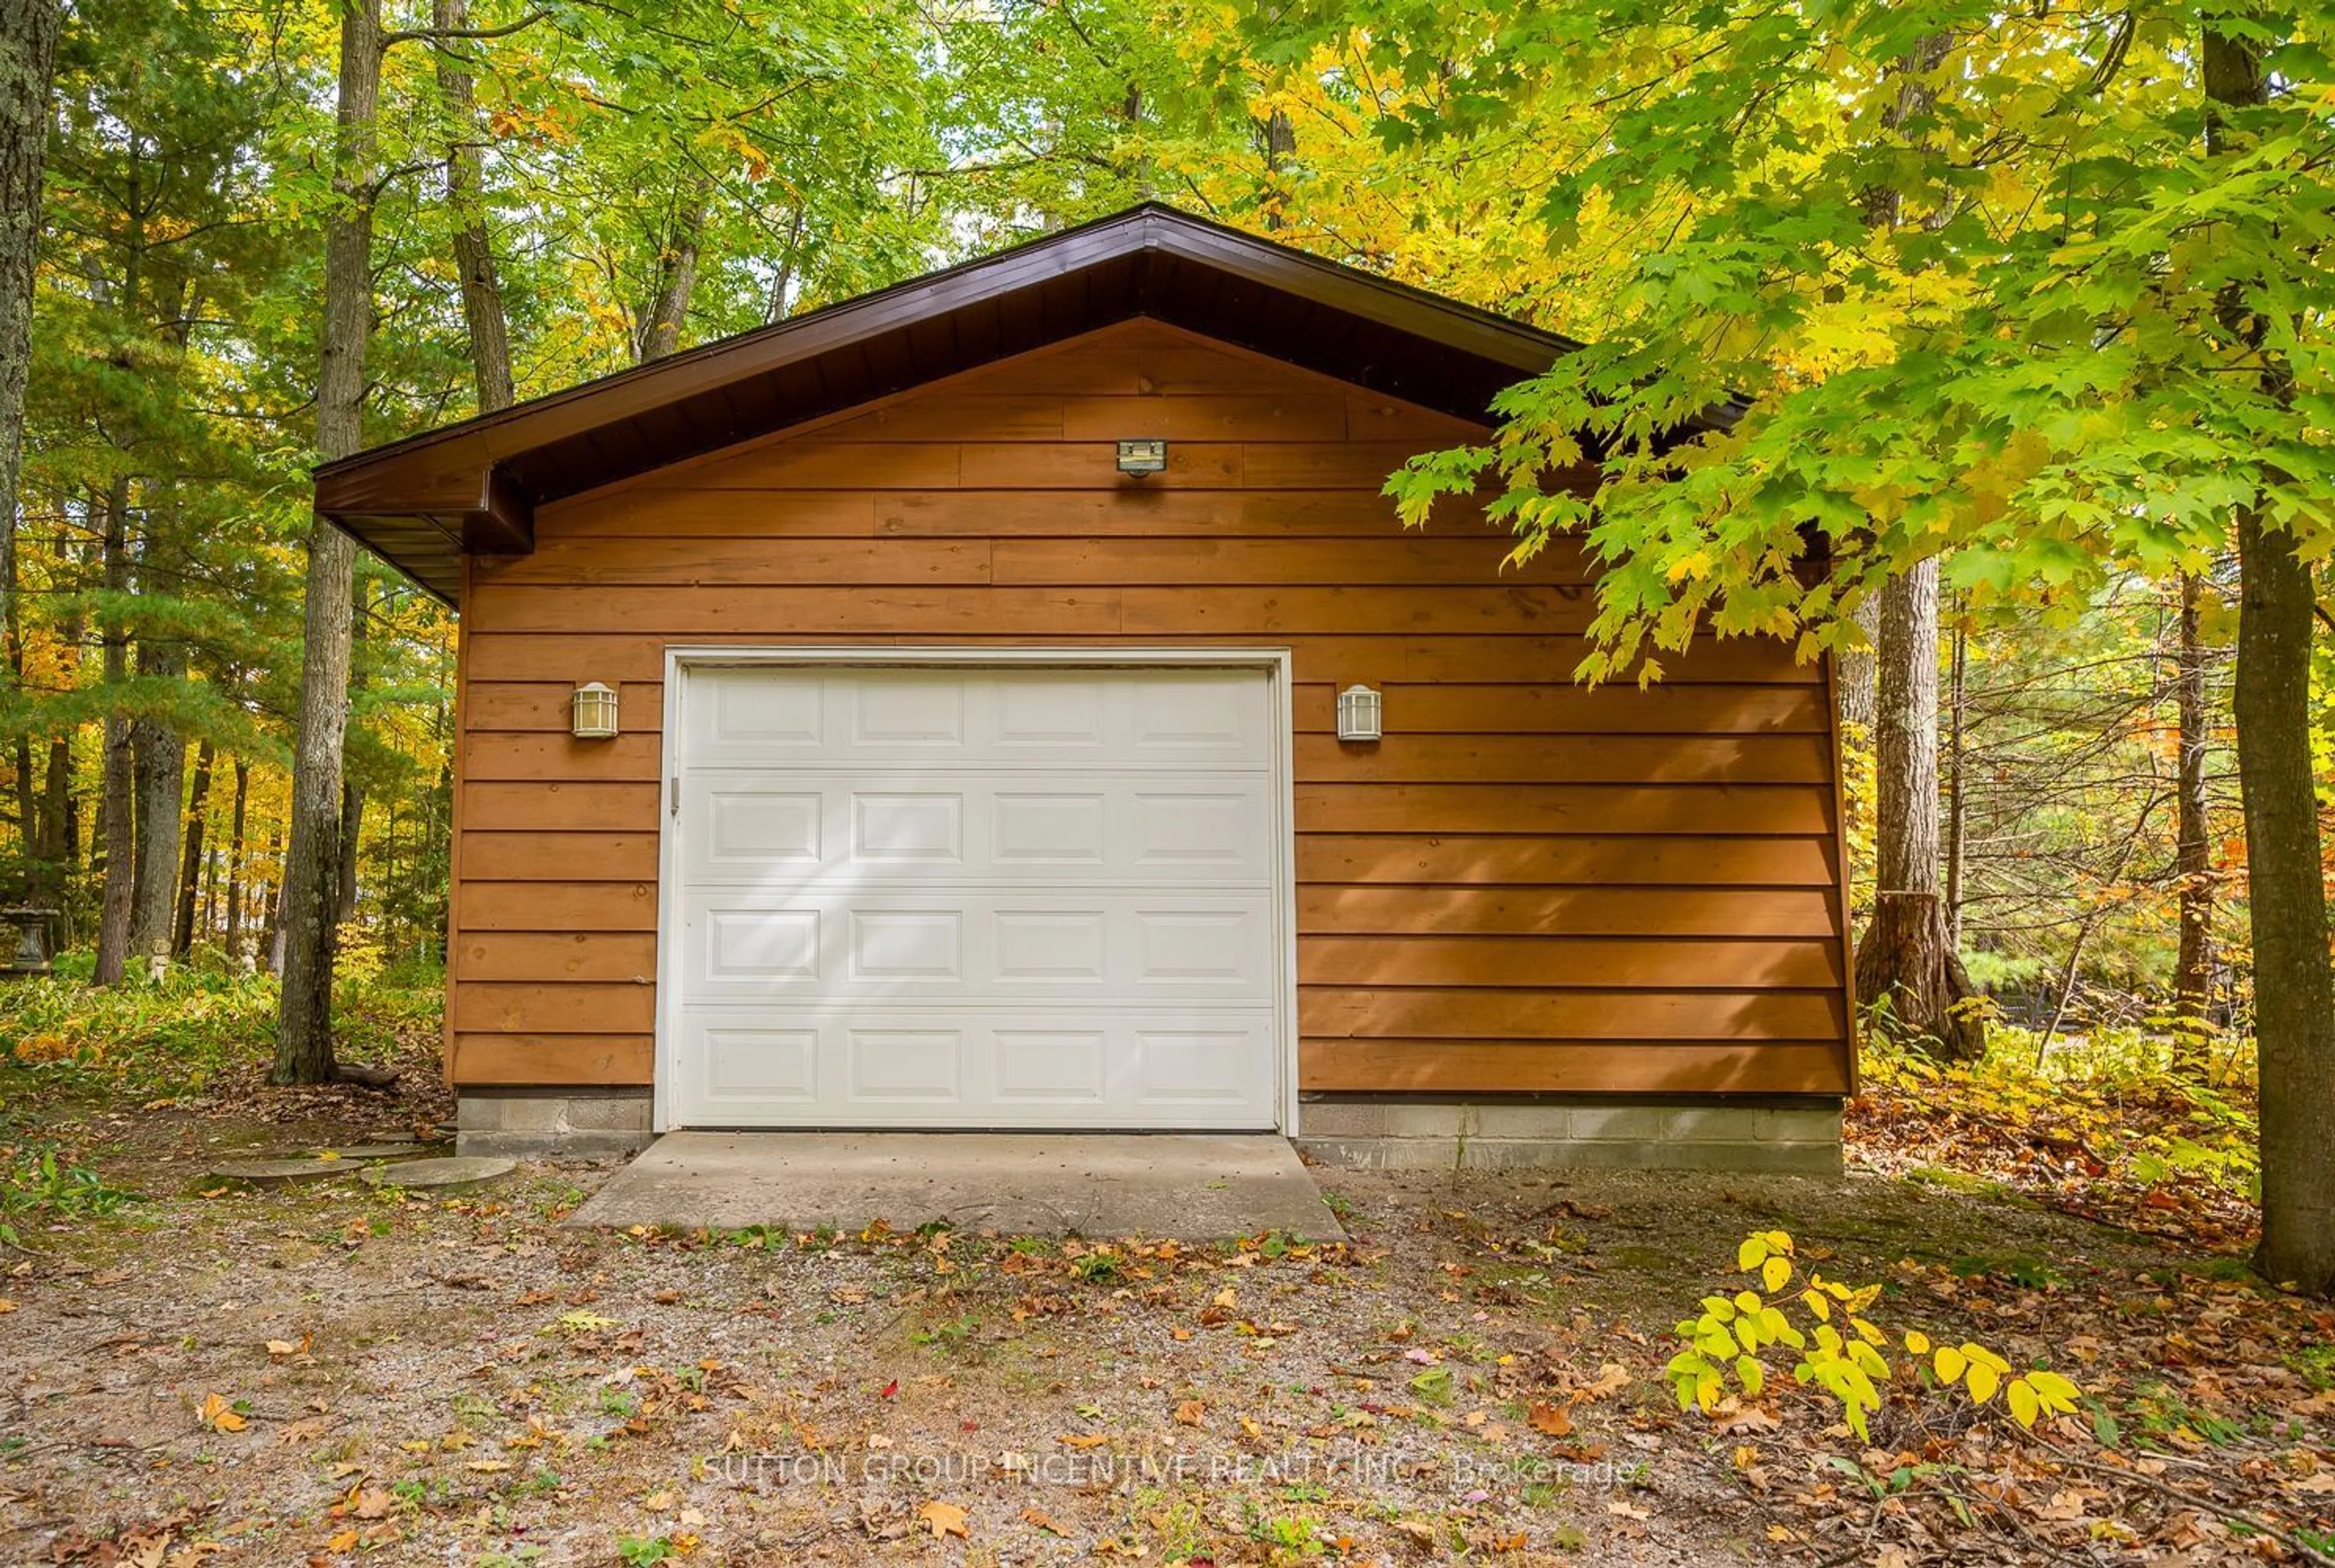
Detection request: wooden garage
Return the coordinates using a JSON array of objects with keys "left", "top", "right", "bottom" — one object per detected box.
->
[{"left": 316, "top": 204, "right": 1854, "bottom": 1166}]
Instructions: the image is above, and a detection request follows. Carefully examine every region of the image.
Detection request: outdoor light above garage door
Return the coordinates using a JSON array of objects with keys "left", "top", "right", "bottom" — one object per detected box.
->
[
  {"left": 571, "top": 682, "right": 619, "bottom": 739},
  {"left": 1337, "top": 683, "right": 1382, "bottom": 742},
  {"left": 1115, "top": 438, "right": 1168, "bottom": 475}
]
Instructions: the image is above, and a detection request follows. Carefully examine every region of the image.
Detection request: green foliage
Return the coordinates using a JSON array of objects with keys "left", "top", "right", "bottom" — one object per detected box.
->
[
  {"left": 1240, "top": 0, "right": 2335, "bottom": 671},
  {"left": 0, "top": 959, "right": 441, "bottom": 1097},
  {"left": 1865, "top": 1026, "right": 2260, "bottom": 1200},
  {"left": 0, "top": 1145, "right": 140, "bottom": 1246},
  {"left": 1667, "top": 1232, "right": 2081, "bottom": 1440}
]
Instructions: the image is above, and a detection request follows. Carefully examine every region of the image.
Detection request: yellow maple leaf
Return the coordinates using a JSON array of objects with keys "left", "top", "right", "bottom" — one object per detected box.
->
[{"left": 916, "top": 1500, "right": 969, "bottom": 1539}]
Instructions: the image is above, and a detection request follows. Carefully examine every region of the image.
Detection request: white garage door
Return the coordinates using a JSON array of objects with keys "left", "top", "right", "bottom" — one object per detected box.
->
[{"left": 663, "top": 663, "right": 1284, "bottom": 1130}]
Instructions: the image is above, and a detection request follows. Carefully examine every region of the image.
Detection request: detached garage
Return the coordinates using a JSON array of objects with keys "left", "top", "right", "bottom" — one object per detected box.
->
[{"left": 316, "top": 204, "right": 1854, "bottom": 1172}]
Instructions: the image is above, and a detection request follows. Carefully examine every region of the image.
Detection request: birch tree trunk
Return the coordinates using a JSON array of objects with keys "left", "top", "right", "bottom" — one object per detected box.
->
[
  {"left": 1853, "top": 558, "right": 1984, "bottom": 1059},
  {"left": 272, "top": 0, "right": 380, "bottom": 1083},
  {"left": 2205, "top": 18, "right": 2335, "bottom": 1297}
]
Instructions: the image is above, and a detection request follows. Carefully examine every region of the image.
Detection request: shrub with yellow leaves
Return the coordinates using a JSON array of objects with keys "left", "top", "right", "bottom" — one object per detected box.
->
[{"left": 1665, "top": 1231, "right": 2081, "bottom": 1440}]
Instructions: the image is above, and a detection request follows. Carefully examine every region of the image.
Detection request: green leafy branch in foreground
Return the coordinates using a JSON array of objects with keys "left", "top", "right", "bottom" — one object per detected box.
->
[{"left": 1669, "top": 1231, "right": 2082, "bottom": 1439}]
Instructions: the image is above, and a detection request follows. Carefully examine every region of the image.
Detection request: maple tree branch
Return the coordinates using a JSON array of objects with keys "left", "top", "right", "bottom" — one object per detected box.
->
[{"left": 379, "top": 9, "right": 549, "bottom": 49}]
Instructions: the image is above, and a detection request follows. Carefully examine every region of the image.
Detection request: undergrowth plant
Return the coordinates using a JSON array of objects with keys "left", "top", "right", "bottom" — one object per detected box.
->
[
  {"left": 1668, "top": 1232, "right": 2081, "bottom": 1438},
  {"left": 0, "top": 1146, "right": 140, "bottom": 1246},
  {"left": 1863, "top": 1027, "right": 2260, "bottom": 1200},
  {"left": 0, "top": 955, "right": 443, "bottom": 1097}
]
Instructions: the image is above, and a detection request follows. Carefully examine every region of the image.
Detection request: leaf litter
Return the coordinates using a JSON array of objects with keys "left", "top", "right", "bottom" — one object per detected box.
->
[{"left": 0, "top": 1083, "right": 2327, "bottom": 1565}]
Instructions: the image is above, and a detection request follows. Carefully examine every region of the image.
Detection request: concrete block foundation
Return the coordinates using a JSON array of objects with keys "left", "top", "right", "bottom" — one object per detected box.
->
[
  {"left": 454, "top": 1092, "right": 1841, "bottom": 1172},
  {"left": 1294, "top": 1097, "right": 1842, "bottom": 1175},
  {"left": 457, "top": 1090, "right": 655, "bottom": 1158}
]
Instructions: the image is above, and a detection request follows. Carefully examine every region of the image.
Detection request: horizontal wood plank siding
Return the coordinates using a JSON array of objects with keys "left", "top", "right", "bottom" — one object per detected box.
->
[{"left": 449, "top": 319, "right": 1850, "bottom": 1097}]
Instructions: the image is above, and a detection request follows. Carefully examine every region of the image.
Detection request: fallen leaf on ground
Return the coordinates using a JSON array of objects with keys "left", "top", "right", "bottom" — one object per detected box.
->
[{"left": 916, "top": 1500, "right": 969, "bottom": 1539}]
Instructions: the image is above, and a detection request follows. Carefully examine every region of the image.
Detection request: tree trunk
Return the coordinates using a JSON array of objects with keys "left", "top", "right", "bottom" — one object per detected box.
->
[
  {"left": 763, "top": 205, "right": 804, "bottom": 325},
  {"left": 31, "top": 584, "right": 78, "bottom": 909},
  {"left": 33, "top": 731, "right": 68, "bottom": 907},
  {"left": 2205, "top": 18, "right": 2335, "bottom": 1297},
  {"left": 632, "top": 193, "right": 703, "bottom": 364},
  {"left": 1847, "top": 30, "right": 1978, "bottom": 1060},
  {"left": 273, "top": 0, "right": 380, "bottom": 1084},
  {"left": 173, "top": 735, "right": 213, "bottom": 953},
  {"left": 334, "top": 576, "right": 370, "bottom": 929},
  {"left": 433, "top": 0, "right": 515, "bottom": 413},
  {"left": 1837, "top": 596, "right": 1881, "bottom": 730},
  {"left": 2234, "top": 502, "right": 2333, "bottom": 1293},
  {"left": 128, "top": 640, "right": 187, "bottom": 963},
  {"left": 1854, "top": 558, "right": 1984, "bottom": 1059},
  {"left": 2171, "top": 572, "right": 2216, "bottom": 1073},
  {"left": 93, "top": 480, "right": 134, "bottom": 984},
  {"left": 0, "top": 0, "right": 58, "bottom": 714},
  {"left": 1259, "top": 108, "right": 1296, "bottom": 230},
  {"left": 4, "top": 523, "right": 27, "bottom": 902},
  {"left": 1942, "top": 611, "right": 1967, "bottom": 950},
  {"left": 259, "top": 821, "right": 283, "bottom": 971},
  {"left": 9, "top": 736, "right": 29, "bottom": 897},
  {"left": 223, "top": 754, "right": 247, "bottom": 961},
  {"left": 336, "top": 776, "right": 363, "bottom": 926}
]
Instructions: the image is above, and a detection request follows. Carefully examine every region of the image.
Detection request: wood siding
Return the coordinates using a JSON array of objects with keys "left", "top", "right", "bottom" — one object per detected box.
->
[{"left": 448, "top": 319, "right": 1852, "bottom": 1098}]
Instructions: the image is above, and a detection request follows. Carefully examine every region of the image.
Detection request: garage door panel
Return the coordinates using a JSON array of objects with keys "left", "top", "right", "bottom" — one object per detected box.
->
[
  {"left": 1132, "top": 790, "right": 1268, "bottom": 869},
  {"left": 680, "top": 1008, "right": 1277, "bottom": 1128},
  {"left": 701, "top": 1026, "right": 818, "bottom": 1104},
  {"left": 682, "top": 774, "right": 1277, "bottom": 885},
  {"left": 994, "top": 1027, "right": 1108, "bottom": 1103},
  {"left": 1138, "top": 1026, "right": 1270, "bottom": 1107},
  {"left": 848, "top": 1026, "right": 964, "bottom": 1102},
  {"left": 684, "top": 666, "right": 1270, "bottom": 767},
  {"left": 681, "top": 893, "right": 1276, "bottom": 1000},
  {"left": 671, "top": 663, "right": 1283, "bottom": 1131},
  {"left": 705, "top": 790, "right": 822, "bottom": 866},
  {"left": 703, "top": 908, "right": 818, "bottom": 981},
  {"left": 994, "top": 792, "right": 1107, "bottom": 865}
]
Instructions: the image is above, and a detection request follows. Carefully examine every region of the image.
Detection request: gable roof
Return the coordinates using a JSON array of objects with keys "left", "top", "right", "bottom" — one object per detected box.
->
[{"left": 316, "top": 202, "right": 1590, "bottom": 605}]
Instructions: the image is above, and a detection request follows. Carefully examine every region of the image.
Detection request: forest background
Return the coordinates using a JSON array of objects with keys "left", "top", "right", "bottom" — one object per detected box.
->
[{"left": 0, "top": 0, "right": 2321, "bottom": 1266}]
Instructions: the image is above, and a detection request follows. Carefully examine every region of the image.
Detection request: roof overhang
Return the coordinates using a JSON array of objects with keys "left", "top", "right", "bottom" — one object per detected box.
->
[{"left": 316, "top": 203, "right": 1599, "bottom": 607}]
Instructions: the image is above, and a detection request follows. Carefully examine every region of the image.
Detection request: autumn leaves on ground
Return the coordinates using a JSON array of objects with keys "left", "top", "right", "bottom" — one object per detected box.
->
[{"left": 0, "top": 981, "right": 2327, "bottom": 1567}]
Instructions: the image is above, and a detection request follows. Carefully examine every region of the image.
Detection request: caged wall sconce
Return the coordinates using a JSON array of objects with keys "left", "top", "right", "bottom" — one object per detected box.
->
[
  {"left": 571, "top": 682, "right": 620, "bottom": 739},
  {"left": 1336, "top": 684, "right": 1383, "bottom": 743}
]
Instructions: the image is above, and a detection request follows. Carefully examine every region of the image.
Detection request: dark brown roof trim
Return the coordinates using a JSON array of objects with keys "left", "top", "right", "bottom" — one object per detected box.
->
[{"left": 315, "top": 203, "right": 1608, "bottom": 606}]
